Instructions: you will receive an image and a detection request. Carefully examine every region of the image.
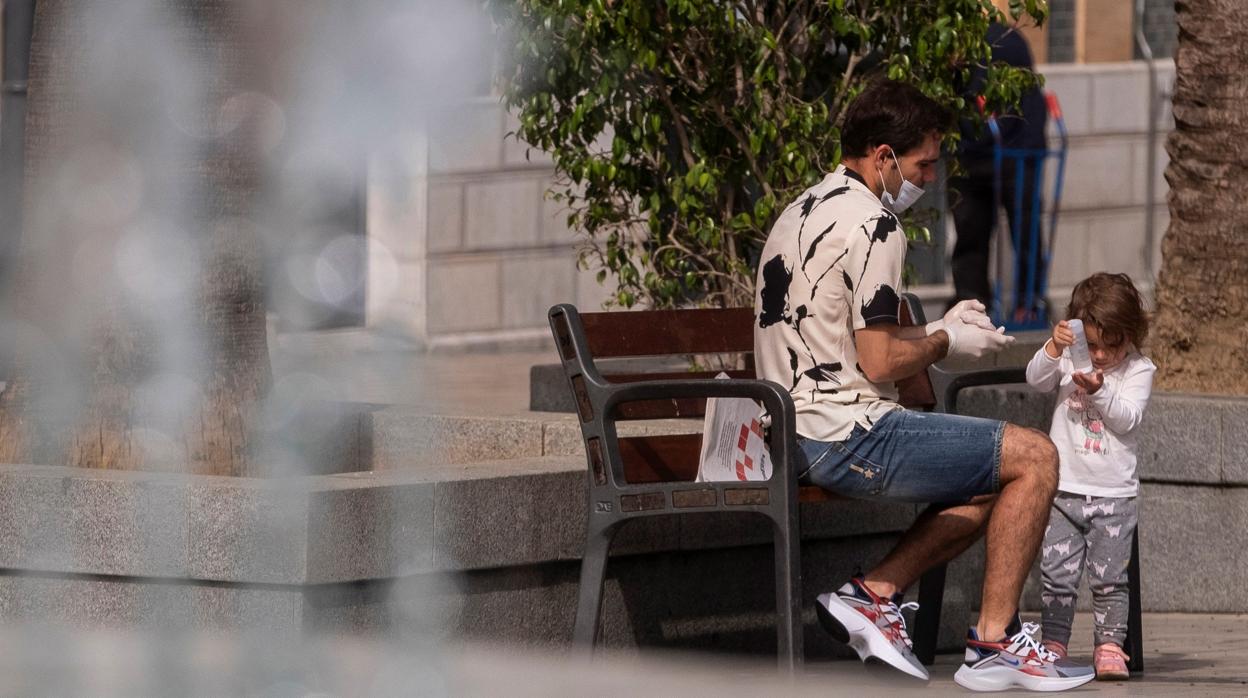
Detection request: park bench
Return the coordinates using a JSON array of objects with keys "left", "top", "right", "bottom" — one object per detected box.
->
[{"left": 547, "top": 294, "right": 1143, "bottom": 673}]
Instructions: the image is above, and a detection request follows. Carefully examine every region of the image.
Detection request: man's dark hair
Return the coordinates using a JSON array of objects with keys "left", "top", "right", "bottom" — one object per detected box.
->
[{"left": 841, "top": 79, "right": 954, "bottom": 158}]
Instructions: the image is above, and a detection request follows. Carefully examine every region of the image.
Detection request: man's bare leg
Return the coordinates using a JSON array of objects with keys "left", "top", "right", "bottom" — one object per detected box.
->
[
  {"left": 976, "top": 425, "right": 1058, "bottom": 639},
  {"left": 857, "top": 424, "right": 1058, "bottom": 641},
  {"left": 861, "top": 496, "right": 995, "bottom": 596}
]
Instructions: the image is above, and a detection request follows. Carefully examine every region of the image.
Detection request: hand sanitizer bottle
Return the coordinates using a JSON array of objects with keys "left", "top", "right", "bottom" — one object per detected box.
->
[{"left": 1067, "top": 319, "right": 1094, "bottom": 374}]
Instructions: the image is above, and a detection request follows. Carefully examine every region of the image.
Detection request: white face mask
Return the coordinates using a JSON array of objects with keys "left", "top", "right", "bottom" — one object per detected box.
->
[{"left": 877, "top": 148, "right": 924, "bottom": 213}]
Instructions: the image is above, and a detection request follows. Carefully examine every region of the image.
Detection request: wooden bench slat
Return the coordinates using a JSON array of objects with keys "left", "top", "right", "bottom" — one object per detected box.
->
[
  {"left": 606, "top": 370, "right": 752, "bottom": 421},
  {"left": 619, "top": 434, "right": 700, "bottom": 482},
  {"left": 799, "top": 487, "right": 841, "bottom": 504},
  {"left": 606, "top": 369, "right": 754, "bottom": 383},
  {"left": 581, "top": 307, "right": 755, "bottom": 358},
  {"left": 615, "top": 399, "right": 709, "bottom": 420}
]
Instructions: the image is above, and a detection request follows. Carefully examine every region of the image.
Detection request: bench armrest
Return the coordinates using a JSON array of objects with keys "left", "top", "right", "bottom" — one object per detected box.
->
[{"left": 929, "top": 366, "right": 1029, "bottom": 415}]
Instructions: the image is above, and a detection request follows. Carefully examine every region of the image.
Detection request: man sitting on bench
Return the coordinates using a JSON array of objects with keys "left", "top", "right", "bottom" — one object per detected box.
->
[{"left": 753, "top": 79, "right": 1095, "bottom": 692}]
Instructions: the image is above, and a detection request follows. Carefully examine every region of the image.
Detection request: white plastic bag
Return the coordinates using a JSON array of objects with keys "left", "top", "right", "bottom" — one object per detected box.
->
[{"left": 696, "top": 373, "right": 772, "bottom": 482}]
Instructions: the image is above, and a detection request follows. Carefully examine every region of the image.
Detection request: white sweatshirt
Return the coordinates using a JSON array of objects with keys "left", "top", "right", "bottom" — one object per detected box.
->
[{"left": 1025, "top": 343, "right": 1156, "bottom": 497}]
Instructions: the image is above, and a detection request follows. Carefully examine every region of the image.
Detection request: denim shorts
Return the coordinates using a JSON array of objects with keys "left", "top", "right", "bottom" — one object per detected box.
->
[{"left": 797, "top": 409, "right": 1005, "bottom": 504}]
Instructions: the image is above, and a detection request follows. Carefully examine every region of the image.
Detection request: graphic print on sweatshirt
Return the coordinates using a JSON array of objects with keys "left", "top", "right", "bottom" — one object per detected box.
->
[
  {"left": 1064, "top": 389, "right": 1107, "bottom": 455},
  {"left": 753, "top": 166, "right": 908, "bottom": 441}
]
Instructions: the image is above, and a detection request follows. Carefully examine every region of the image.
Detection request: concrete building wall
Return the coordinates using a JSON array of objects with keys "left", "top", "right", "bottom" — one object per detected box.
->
[
  {"left": 1037, "top": 60, "right": 1173, "bottom": 311},
  {"left": 360, "top": 100, "right": 610, "bottom": 350}
]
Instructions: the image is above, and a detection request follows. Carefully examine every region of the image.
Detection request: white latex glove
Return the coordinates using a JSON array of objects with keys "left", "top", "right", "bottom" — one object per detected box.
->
[
  {"left": 945, "top": 299, "right": 997, "bottom": 331},
  {"left": 925, "top": 299, "right": 996, "bottom": 336},
  {"left": 943, "top": 319, "right": 1016, "bottom": 359}
]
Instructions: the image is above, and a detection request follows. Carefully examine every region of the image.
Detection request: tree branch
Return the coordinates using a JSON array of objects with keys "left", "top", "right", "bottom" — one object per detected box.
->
[
  {"left": 655, "top": 79, "right": 697, "bottom": 170},
  {"left": 712, "top": 102, "right": 774, "bottom": 201}
]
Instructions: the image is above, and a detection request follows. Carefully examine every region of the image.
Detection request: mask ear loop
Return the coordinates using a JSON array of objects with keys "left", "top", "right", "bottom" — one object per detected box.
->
[
  {"left": 889, "top": 147, "right": 906, "bottom": 183},
  {"left": 877, "top": 146, "right": 897, "bottom": 198}
]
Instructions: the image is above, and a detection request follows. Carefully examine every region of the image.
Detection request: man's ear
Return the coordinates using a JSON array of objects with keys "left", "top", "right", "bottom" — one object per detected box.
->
[{"left": 870, "top": 143, "right": 892, "bottom": 169}]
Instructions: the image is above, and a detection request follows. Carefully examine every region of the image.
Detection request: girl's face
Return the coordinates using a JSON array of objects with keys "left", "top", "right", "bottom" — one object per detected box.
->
[{"left": 1084, "top": 323, "right": 1129, "bottom": 371}]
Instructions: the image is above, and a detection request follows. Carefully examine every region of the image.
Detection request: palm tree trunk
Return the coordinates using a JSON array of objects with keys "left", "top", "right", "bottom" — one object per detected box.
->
[{"left": 1153, "top": 0, "right": 1248, "bottom": 394}]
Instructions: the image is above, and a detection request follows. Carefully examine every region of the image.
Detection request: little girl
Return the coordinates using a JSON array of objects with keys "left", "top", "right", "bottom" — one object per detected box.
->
[{"left": 1025, "top": 272, "right": 1156, "bottom": 681}]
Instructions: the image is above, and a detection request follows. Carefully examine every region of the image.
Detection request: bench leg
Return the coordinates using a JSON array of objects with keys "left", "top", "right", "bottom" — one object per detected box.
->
[
  {"left": 573, "top": 523, "right": 615, "bottom": 650},
  {"left": 773, "top": 519, "right": 803, "bottom": 672},
  {"left": 913, "top": 563, "right": 947, "bottom": 666},
  {"left": 1125, "top": 528, "right": 1144, "bottom": 675}
]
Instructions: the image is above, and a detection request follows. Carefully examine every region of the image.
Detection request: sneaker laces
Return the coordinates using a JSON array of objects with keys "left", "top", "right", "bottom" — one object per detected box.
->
[
  {"left": 1042, "top": 639, "right": 1068, "bottom": 659},
  {"left": 1006, "top": 622, "right": 1060, "bottom": 663},
  {"left": 880, "top": 599, "right": 921, "bottom": 646}
]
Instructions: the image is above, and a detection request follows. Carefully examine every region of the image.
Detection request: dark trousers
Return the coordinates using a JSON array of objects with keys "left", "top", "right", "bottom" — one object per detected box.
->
[{"left": 950, "top": 158, "right": 1043, "bottom": 313}]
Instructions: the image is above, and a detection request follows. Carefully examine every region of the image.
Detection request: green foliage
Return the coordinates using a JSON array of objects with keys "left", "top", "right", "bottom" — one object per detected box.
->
[{"left": 490, "top": 0, "right": 1047, "bottom": 308}]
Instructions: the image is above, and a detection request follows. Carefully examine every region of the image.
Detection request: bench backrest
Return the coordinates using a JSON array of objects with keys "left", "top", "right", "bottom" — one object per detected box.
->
[{"left": 549, "top": 297, "right": 935, "bottom": 484}]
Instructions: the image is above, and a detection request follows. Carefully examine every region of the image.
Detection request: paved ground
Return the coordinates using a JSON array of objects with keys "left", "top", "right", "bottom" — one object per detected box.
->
[
  {"left": 450, "top": 613, "right": 1248, "bottom": 696},
  {"left": 2, "top": 613, "right": 1239, "bottom": 695}
]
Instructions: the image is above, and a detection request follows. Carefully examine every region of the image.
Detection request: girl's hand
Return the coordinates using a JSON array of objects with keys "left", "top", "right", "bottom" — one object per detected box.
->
[
  {"left": 1072, "top": 370, "right": 1104, "bottom": 394},
  {"left": 1045, "top": 320, "right": 1075, "bottom": 358},
  {"left": 1052, "top": 320, "right": 1075, "bottom": 351}
]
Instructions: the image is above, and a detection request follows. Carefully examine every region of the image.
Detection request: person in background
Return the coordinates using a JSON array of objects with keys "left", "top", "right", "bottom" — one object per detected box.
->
[
  {"left": 1025, "top": 272, "right": 1156, "bottom": 681},
  {"left": 950, "top": 22, "right": 1048, "bottom": 320}
]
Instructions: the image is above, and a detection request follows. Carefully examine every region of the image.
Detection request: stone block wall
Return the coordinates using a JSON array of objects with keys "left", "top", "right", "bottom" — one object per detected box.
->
[
  {"left": 0, "top": 449, "right": 974, "bottom": 654},
  {"left": 1, "top": 397, "right": 1242, "bottom": 654},
  {"left": 1038, "top": 61, "right": 1173, "bottom": 310},
  {"left": 419, "top": 101, "right": 610, "bottom": 343}
]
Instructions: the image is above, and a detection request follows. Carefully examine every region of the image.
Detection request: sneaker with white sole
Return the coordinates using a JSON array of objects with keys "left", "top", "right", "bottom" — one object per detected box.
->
[
  {"left": 815, "top": 576, "right": 928, "bottom": 680},
  {"left": 954, "top": 617, "right": 1095, "bottom": 692}
]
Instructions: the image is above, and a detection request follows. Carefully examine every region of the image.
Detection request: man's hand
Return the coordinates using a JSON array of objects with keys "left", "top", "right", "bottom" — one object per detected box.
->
[
  {"left": 944, "top": 299, "right": 996, "bottom": 331},
  {"left": 944, "top": 320, "right": 1016, "bottom": 360},
  {"left": 926, "top": 299, "right": 996, "bottom": 337},
  {"left": 1046, "top": 320, "right": 1075, "bottom": 358},
  {"left": 1071, "top": 370, "right": 1104, "bottom": 394}
]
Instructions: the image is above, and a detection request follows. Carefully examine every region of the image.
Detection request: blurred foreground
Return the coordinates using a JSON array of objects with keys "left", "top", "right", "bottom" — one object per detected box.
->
[{"left": 0, "top": 613, "right": 1243, "bottom": 696}]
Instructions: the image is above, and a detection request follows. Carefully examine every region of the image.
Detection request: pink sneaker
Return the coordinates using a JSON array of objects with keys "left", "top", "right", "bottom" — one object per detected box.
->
[{"left": 1094, "top": 643, "right": 1130, "bottom": 681}]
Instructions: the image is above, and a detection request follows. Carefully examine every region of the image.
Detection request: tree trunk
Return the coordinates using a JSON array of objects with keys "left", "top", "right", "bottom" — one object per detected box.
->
[
  {"left": 0, "top": 0, "right": 271, "bottom": 475},
  {"left": 1152, "top": 0, "right": 1248, "bottom": 394}
]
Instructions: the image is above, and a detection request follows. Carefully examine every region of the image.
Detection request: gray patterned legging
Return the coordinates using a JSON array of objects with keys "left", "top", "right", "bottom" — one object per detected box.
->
[{"left": 1039, "top": 492, "right": 1138, "bottom": 647}]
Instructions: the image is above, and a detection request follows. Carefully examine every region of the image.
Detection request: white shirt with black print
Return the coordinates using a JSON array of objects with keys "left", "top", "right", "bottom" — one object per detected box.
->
[
  {"left": 1026, "top": 345, "right": 1156, "bottom": 497},
  {"left": 754, "top": 165, "right": 907, "bottom": 442}
]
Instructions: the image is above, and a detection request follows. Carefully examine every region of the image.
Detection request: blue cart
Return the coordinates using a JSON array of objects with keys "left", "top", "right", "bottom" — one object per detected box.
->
[{"left": 986, "top": 92, "right": 1069, "bottom": 331}]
